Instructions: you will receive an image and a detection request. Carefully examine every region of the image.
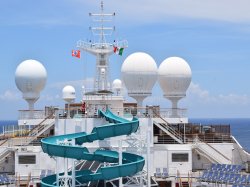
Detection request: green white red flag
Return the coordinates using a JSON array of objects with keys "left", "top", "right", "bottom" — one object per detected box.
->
[{"left": 113, "top": 46, "right": 124, "bottom": 56}]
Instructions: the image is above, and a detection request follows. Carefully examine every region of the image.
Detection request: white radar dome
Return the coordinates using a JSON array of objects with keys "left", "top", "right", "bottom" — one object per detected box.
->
[
  {"left": 121, "top": 52, "right": 157, "bottom": 96},
  {"left": 112, "top": 79, "right": 122, "bottom": 90},
  {"left": 112, "top": 79, "right": 122, "bottom": 95},
  {"left": 158, "top": 57, "right": 192, "bottom": 97},
  {"left": 62, "top": 85, "right": 76, "bottom": 103},
  {"left": 101, "top": 68, "right": 106, "bottom": 75},
  {"left": 15, "top": 59, "right": 47, "bottom": 110}
]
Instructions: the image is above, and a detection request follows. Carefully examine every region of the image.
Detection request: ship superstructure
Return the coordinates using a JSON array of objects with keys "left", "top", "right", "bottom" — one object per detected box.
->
[
  {"left": 0, "top": 2, "right": 250, "bottom": 187},
  {"left": 77, "top": 1, "right": 127, "bottom": 92}
]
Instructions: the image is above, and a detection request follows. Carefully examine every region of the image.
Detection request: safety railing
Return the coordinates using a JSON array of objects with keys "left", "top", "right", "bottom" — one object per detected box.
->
[
  {"left": 18, "top": 110, "right": 46, "bottom": 120},
  {"left": 18, "top": 106, "right": 188, "bottom": 120}
]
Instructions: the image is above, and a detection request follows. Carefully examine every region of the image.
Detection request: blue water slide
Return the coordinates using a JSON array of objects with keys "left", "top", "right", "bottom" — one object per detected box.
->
[{"left": 41, "top": 109, "right": 145, "bottom": 187}]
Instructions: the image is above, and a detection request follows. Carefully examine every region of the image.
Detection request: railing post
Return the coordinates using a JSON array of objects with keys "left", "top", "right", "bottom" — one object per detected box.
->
[
  {"left": 147, "top": 108, "right": 152, "bottom": 187},
  {"left": 184, "top": 123, "right": 186, "bottom": 144},
  {"left": 119, "top": 140, "right": 123, "bottom": 187},
  {"left": 12, "top": 126, "right": 14, "bottom": 137},
  {"left": 54, "top": 107, "right": 59, "bottom": 136},
  {"left": 72, "top": 139, "right": 76, "bottom": 187}
]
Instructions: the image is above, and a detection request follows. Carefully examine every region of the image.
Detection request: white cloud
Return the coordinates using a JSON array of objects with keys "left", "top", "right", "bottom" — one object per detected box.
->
[
  {"left": 40, "top": 94, "right": 60, "bottom": 102},
  {"left": 187, "top": 82, "right": 250, "bottom": 105},
  {"left": 3, "top": 0, "right": 250, "bottom": 27},
  {"left": 99, "top": 0, "right": 250, "bottom": 24},
  {"left": 218, "top": 94, "right": 250, "bottom": 105},
  {"left": 49, "top": 78, "right": 94, "bottom": 92},
  {"left": 188, "top": 82, "right": 210, "bottom": 98},
  {"left": 0, "top": 90, "right": 20, "bottom": 101}
]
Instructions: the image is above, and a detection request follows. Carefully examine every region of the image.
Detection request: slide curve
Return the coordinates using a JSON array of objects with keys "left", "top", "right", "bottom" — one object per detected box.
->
[{"left": 41, "top": 109, "right": 145, "bottom": 187}]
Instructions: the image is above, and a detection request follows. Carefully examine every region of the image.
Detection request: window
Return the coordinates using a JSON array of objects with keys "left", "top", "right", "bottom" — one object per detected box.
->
[
  {"left": 18, "top": 155, "right": 36, "bottom": 164},
  {"left": 172, "top": 153, "right": 188, "bottom": 162}
]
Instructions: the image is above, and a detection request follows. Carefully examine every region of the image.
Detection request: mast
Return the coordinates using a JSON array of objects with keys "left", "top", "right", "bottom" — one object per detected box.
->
[{"left": 77, "top": 1, "right": 128, "bottom": 92}]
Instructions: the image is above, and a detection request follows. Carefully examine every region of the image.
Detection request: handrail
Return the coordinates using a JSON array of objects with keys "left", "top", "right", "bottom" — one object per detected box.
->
[
  {"left": 193, "top": 148, "right": 215, "bottom": 164},
  {"left": 152, "top": 110, "right": 183, "bottom": 143},
  {"left": 231, "top": 135, "right": 250, "bottom": 163},
  {"left": 0, "top": 114, "right": 55, "bottom": 147},
  {"left": 193, "top": 138, "right": 231, "bottom": 162},
  {"left": 27, "top": 113, "right": 54, "bottom": 136},
  {"left": 0, "top": 139, "right": 9, "bottom": 146}
]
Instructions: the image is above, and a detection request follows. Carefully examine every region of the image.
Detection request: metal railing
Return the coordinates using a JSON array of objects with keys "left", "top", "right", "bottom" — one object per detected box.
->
[
  {"left": 152, "top": 109, "right": 184, "bottom": 143},
  {"left": 17, "top": 106, "right": 188, "bottom": 120},
  {"left": 1, "top": 125, "right": 30, "bottom": 138},
  {"left": 27, "top": 113, "right": 54, "bottom": 136},
  {"left": 154, "top": 133, "right": 232, "bottom": 144},
  {"left": 18, "top": 110, "right": 46, "bottom": 120},
  {"left": 187, "top": 134, "right": 232, "bottom": 143},
  {"left": 119, "top": 107, "right": 187, "bottom": 118},
  {"left": 153, "top": 135, "right": 181, "bottom": 144},
  {"left": 1, "top": 113, "right": 54, "bottom": 139}
]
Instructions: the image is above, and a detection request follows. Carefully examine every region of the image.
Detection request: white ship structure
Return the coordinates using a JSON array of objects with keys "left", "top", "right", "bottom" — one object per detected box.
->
[{"left": 0, "top": 2, "right": 250, "bottom": 187}]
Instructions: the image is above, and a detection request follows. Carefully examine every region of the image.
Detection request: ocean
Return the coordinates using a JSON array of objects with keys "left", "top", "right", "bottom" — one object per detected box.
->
[{"left": 0, "top": 119, "right": 249, "bottom": 151}]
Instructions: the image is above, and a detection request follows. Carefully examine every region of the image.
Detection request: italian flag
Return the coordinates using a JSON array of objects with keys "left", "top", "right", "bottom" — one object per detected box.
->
[{"left": 113, "top": 46, "right": 124, "bottom": 56}]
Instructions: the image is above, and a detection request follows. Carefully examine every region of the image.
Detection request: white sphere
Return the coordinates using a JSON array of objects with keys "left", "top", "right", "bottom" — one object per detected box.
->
[
  {"left": 15, "top": 59, "right": 47, "bottom": 100},
  {"left": 121, "top": 52, "right": 158, "bottom": 96},
  {"left": 158, "top": 57, "right": 192, "bottom": 98},
  {"left": 101, "top": 68, "right": 105, "bottom": 75},
  {"left": 112, "top": 79, "right": 122, "bottom": 90},
  {"left": 62, "top": 85, "right": 76, "bottom": 103}
]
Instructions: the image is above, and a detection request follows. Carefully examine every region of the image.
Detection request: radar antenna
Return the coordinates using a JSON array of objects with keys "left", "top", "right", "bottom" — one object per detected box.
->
[{"left": 77, "top": 1, "right": 128, "bottom": 92}]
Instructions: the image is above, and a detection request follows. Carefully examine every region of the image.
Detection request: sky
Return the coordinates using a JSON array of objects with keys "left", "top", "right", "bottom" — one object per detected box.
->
[{"left": 0, "top": 0, "right": 250, "bottom": 119}]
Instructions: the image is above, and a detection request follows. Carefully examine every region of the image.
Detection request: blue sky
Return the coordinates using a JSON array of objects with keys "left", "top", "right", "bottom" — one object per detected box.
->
[{"left": 0, "top": 0, "right": 250, "bottom": 119}]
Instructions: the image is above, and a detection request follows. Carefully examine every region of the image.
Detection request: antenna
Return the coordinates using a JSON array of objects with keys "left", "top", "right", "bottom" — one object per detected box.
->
[{"left": 77, "top": 1, "right": 128, "bottom": 93}]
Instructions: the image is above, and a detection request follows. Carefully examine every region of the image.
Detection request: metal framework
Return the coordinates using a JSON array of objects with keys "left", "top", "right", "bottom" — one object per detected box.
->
[
  {"left": 56, "top": 139, "right": 76, "bottom": 187},
  {"left": 77, "top": 1, "right": 128, "bottom": 92}
]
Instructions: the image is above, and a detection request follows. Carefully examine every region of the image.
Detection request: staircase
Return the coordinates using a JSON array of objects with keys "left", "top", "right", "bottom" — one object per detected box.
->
[
  {"left": 27, "top": 118, "right": 55, "bottom": 146},
  {"left": 152, "top": 110, "right": 183, "bottom": 144},
  {"left": 0, "top": 148, "right": 14, "bottom": 163},
  {"left": 193, "top": 139, "right": 231, "bottom": 164},
  {"left": 0, "top": 115, "right": 55, "bottom": 147},
  {"left": 28, "top": 114, "right": 54, "bottom": 137},
  {"left": 154, "top": 121, "right": 183, "bottom": 144}
]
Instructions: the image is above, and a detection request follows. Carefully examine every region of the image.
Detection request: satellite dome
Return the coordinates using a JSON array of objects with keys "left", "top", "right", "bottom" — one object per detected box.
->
[
  {"left": 158, "top": 57, "right": 192, "bottom": 98},
  {"left": 15, "top": 59, "right": 47, "bottom": 110},
  {"left": 62, "top": 85, "right": 76, "bottom": 103},
  {"left": 121, "top": 52, "right": 158, "bottom": 109},
  {"left": 121, "top": 52, "right": 157, "bottom": 96},
  {"left": 112, "top": 79, "right": 122, "bottom": 95},
  {"left": 101, "top": 68, "right": 106, "bottom": 75},
  {"left": 112, "top": 79, "right": 122, "bottom": 90}
]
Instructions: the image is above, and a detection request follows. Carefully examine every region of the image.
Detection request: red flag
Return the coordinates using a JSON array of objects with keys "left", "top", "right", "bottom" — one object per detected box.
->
[
  {"left": 113, "top": 46, "right": 118, "bottom": 53},
  {"left": 72, "top": 50, "right": 81, "bottom": 58}
]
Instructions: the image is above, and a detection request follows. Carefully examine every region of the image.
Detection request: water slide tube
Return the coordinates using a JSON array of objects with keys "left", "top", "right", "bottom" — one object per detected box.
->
[{"left": 41, "top": 109, "right": 145, "bottom": 186}]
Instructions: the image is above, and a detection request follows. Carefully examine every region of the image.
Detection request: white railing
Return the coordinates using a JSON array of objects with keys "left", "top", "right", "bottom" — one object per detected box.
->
[
  {"left": 192, "top": 138, "right": 231, "bottom": 164},
  {"left": 77, "top": 40, "right": 113, "bottom": 51},
  {"left": 17, "top": 106, "right": 187, "bottom": 120},
  {"left": 18, "top": 110, "right": 46, "bottom": 120},
  {"left": 112, "top": 107, "right": 187, "bottom": 119},
  {"left": 77, "top": 40, "right": 128, "bottom": 50},
  {"left": 159, "top": 108, "right": 187, "bottom": 118},
  {"left": 2, "top": 125, "right": 31, "bottom": 137}
]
